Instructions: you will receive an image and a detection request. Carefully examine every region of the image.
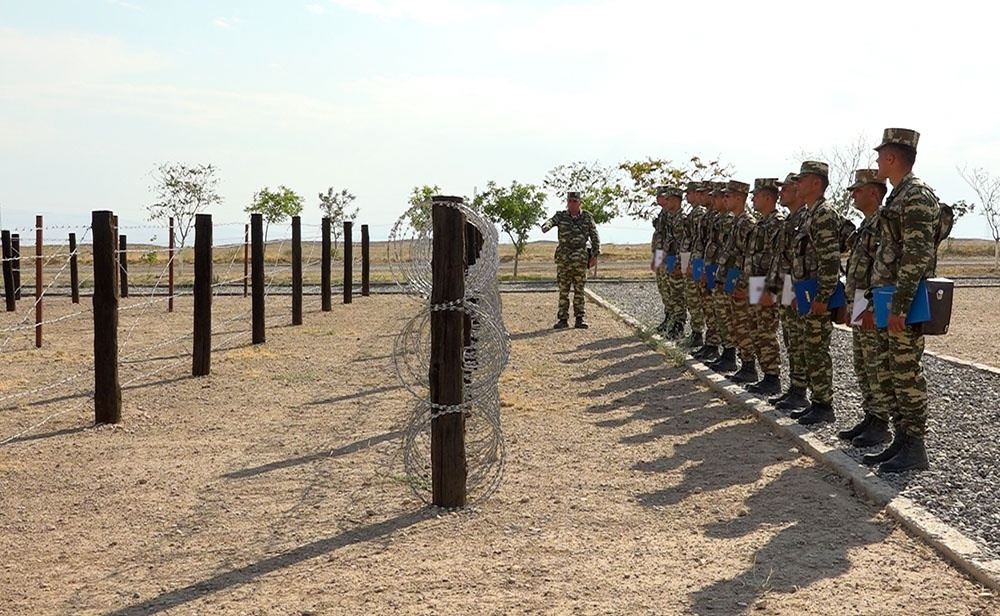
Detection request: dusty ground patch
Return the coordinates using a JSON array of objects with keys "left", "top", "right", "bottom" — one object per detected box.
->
[{"left": 0, "top": 293, "right": 997, "bottom": 615}]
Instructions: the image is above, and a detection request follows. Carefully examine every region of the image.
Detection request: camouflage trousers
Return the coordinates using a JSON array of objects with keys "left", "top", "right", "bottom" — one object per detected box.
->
[
  {"left": 876, "top": 327, "right": 928, "bottom": 437},
  {"left": 556, "top": 259, "right": 588, "bottom": 320},
  {"left": 730, "top": 294, "right": 755, "bottom": 362},
  {"left": 655, "top": 269, "right": 686, "bottom": 326},
  {"left": 685, "top": 277, "right": 706, "bottom": 332},
  {"left": 712, "top": 288, "right": 733, "bottom": 346},
  {"left": 852, "top": 327, "right": 891, "bottom": 421},
  {"left": 802, "top": 313, "right": 833, "bottom": 404},
  {"left": 702, "top": 285, "right": 721, "bottom": 345},
  {"left": 750, "top": 304, "right": 781, "bottom": 375},
  {"left": 781, "top": 306, "right": 808, "bottom": 390}
]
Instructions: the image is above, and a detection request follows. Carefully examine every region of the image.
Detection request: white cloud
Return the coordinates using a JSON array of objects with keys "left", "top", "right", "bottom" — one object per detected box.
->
[{"left": 328, "top": 0, "right": 504, "bottom": 26}]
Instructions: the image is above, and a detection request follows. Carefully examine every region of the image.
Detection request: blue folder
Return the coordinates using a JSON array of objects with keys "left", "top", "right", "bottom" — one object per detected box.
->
[
  {"left": 828, "top": 280, "right": 847, "bottom": 310},
  {"left": 691, "top": 258, "right": 705, "bottom": 282},
  {"left": 872, "top": 280, "right": 931, "bottom": 328},
  {"left": 705, "top": 263, "right": 720, "bottom": 291},
  {"left": 665, "top": 254, "right": 677, "bottom": 273},
  {"left": 724, "top": 267, "right": 741, "bottom": 295},
  {"left": 793, "top": 278, "right": 818, "bottom": 315}
]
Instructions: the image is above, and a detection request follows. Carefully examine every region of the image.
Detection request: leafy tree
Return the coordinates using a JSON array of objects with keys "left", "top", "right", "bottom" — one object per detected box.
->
[
  {"left": 146, "top": 162, "right": 223, "bottom": 251},
  {"left": 943, "top": 199, "right": 975, "bottom": 253},
  {"left": 543, "top": 161, "right": 622, "bottom": 225},
  {"left": 318, "top": 187, "right": 359, "bottom": 257},
  {"left": 473, "top": 180, "right": 547, "bottom": 277},
  {"left": 958, "top": 166, "right": 1000, "bottom": 269},
  {"left": 405, "top": 184, "right": 441, "bottom": 230},
  {"left": 245, "top": 185, "right": 304, "bottom": 239},
  {"left": 618, "top": 156, "right": 732, "bottom": 219},
  {"left": 797, "top": 133, "right": 875, "bottom": 220}
]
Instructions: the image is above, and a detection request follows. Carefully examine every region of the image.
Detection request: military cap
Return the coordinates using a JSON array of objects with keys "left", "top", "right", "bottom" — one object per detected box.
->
[
  {"left": 751, "top": 178, "right": 781, "bottom": 194},
  {"left": 778, "top": 173, "right": 799, "bottom": 185},
  {"left": 798, "top": 161, "right": 829, "bottom": 180},
  {"left": 657, "top": 186, "right": 684, "bottom": 198},
  {"left": 567, "top": 191, "right": 581, "bottom": 201},
  {"left": 685, "top": 181, "right": 700, "bottom": 192},
  {"left": 874, "top": 127, "right": 920, "bottom": 151},
  {"left": 846, "top": 168, "right": 886, "bottom": 191},
  {"left": 724, "top": 180, "right": 750, "bottom": 194},
  {"left": 709, "top": 181, "right": 726, "bottom": 196}
]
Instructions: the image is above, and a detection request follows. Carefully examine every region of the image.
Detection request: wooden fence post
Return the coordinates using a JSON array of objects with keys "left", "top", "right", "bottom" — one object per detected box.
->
[
  {"left": 292, "top": 215, "right": 302, "bottom": 325},
  {"left": 192, "top": 214, "right": 212, "bottom": 376},
  {"left": 361, "top": 224, "right": 370, "bottom": 297},
  {"left": 168, "top": 217, "right": 175, "bottom": 313},
  {"left": 343, "top": 221, "right": 353, "bottom": 304},
  {"left": 92, "top": 211, "right": 122, "bottom": 424},
  {"left": 321, "top": 217, "right": 331, "bottom": 312},
  {"left": 430, "top": 196, "right": 467, "bottom": 508},
  {"left": 34, "top": 216, "right": 42, "bottom": 348},
  {"left": 251, "top": 213, "right": 265, "bottom": 344},
  {"left": 11, "top": 234, "right": 20, "bottom": 301},
  {"left": 119, "top": 234, "right": 129, "bottom": 298},
  {"left": 243, "top": 223, "right": 249, "bottom": 299},
  {"left": 69, "top": 233, "right": 80, "bottom": 304},
  {"left": 1, "top": 231, "right": 14, "bottom": 312}
]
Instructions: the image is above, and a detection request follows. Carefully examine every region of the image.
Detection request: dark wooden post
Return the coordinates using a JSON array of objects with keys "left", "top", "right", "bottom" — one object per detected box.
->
[
  {"left": 92, "top": 211, "right": 121, "bottom": 424},
  {"left": 291, "top": 216, "right": 303, "bottom": 325},
  {"left": 321, "top": 217, "right": 331, "bottom": 312},
  {"left": 251, "top": 213, "right": 265, "bottom": 344},
  {"left": 361, "top": 224, "right": 370, "bottom": 297},
  {"left": 430, "top": 196, "right": 467, "bottom": 508},
  {"left": 34, "top": 216, "right": 42, "bottom": 348},
  {"left": 1, "top": 231, "right": 14, "bottom": 312},
  {"left": 243, "top": 223, "right": 249, "bottom": 298},
  {"left": 168, "top": 217, "right": 175, "bottom": 313},
  {"left": 192, "top": 214, "right": 212, "bottom": 376},
  {"left": 119, "top": 234, "right": 129, "bottom": 298},
  {"left": 69, "top": 232, "right": 79, "bottom": 304},
  {"left": 343, "top": 221, "right": 353, "bottom": 304},
  {"left": 11, "top": 234, "right": 20, "bottom": 301}
]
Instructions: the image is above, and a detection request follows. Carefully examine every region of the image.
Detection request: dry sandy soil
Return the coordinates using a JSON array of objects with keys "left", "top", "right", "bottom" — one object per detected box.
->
[{"left": 1, "top": 292, "right": 998, "bottom": 615}]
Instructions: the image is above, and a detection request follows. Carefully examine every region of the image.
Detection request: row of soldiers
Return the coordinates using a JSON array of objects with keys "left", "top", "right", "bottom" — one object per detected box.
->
[{"left": 650, "top": 127, "right": 945, "bottom": 473}]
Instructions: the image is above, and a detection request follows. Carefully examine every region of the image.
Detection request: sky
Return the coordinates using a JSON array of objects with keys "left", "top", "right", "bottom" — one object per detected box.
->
[{"left": 1, "top": 0, "right": 999, "bottom": 246}]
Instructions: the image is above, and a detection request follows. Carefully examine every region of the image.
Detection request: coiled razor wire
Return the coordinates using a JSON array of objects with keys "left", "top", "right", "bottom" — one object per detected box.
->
[{"left": 389, "top": 197, "right": 509, "bottom": 505}]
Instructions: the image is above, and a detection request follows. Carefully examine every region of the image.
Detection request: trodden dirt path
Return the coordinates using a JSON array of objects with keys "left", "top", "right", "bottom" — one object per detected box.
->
[{"left": 0, "top": 293, "right": 996, "bottom": 615}]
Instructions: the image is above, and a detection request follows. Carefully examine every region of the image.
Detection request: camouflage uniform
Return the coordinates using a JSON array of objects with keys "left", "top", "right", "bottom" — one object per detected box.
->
[
  {"left": 682, "top": 187, "right": 707, "bottom": 335},
  {"left": 791, "top": 162, "right": 841, "bottom": 407},
  {"left": 871, "top": 170, "right": 940, "bottom": 438},
  {"left": 652, "top": 207, "right": 672, "bottom": 320},
  {"left": 705, "top": 199, "right": 734, "bottom": 348},
  {"left": 769, "top": 202, "right": 808, "bottom": 391},
  {"left": 746, "top": 180, "right": 786, "bottom": 378},
  {"left": 722, "top": 184, "right": 756, "bottom": 365},
  {"left": 541, "top": 208, "right": 601, "bottom": 321},
  {"left": 651, "top": 188, "right": 687, "bottom": 331},
  {"left": 698, "top": 197, "right": 723, "bottom": 348}
]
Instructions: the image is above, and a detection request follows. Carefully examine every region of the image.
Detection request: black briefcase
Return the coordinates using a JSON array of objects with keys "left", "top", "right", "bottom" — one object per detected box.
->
[{"left": 922, "top": 277, "right": 954, "bottom": 336}]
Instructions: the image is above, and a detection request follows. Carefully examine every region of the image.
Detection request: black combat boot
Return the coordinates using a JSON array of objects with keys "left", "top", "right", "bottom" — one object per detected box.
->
[
  {"left": 707, "top": 347, "right": 737, "bottom": 373},
  {"left": 553, "top": 318, "right": 569, "bottom": 330},
  {"left": 668, "top": 321, "right": 686, "bottom": 340},
  {"left": 775, "top": 386, "right": 809, "bottom": 411},
  {"left": 837, "top": 414, "right": 872, "bottom": 442},
  {"left": 694, "top": 344, "right": 720, "bottom": 361},
  {"left": 746, "top": 374, "right": 781, "bottom": 396},
  {"left": 729, "top": 359, "right": 759, "bottom": 384},
  {"left": 862, "top": 428, "right": 904, "bottom": 466},
  {"left": 574, "top": 316, "right": 589, "bottom": 329},
  {"left": 685, "top": 330, "right": 704, "bottom": 348},
  {"left": 878, "top": 434, "right": 929, "bottom": 473},
  {"left": 797, "top": 401, "right": 835, "bottom": 425},
  {"left": 655, "top": 316, "right": 670, "bottom": 332},
  {"left": 851, "top": 416, "right": 892, "bottom": 448}
]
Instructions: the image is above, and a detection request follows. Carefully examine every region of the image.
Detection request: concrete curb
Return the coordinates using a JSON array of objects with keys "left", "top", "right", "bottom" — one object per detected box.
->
[{"left": 586, "top": 287, "right": 1000, "bottom": 593}]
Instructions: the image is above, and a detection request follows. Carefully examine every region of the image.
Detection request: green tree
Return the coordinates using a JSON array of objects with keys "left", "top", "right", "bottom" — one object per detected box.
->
[
  {"left": 618, "top": 156, "right": 732, "bottom": 219},
  {"left": 474, "top": 180, "right": 547, "bottom": 277},
  {"left": 146, "top": 162, "right": 223, "bottom": 251},
  {"left": 405, "top": 184, "right": 441, "bottom": 230},
  {"left": 543, "top": 161, "right": 622, "bottom": 225},
  {"left": 245, "top": 185, "right": 304, "bottom": 240},
  {"left": 318, "top": 187, "right": 359, "bottom": 257}
]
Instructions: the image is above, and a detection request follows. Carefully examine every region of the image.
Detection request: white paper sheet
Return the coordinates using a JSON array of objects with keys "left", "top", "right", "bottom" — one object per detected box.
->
[
  {"left": 654, "top": 249, "right": 665, "bottom": 268},
  {"left": 851, "top": 288, "right": 869, "bottom": 325},
  {"left": 680, "top": 252, "right": 691, "bottom": 274},
  {"left": 748, "top": 276, "right": 767, "bottom": 305},
  {"left": 780, "top": 274, "right": 794, "bottom": 306}
]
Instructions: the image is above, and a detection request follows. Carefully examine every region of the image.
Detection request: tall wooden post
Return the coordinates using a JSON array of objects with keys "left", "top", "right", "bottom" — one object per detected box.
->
[
  {"left": 34, "top": 216, "right": 42, "bottom": 348},
  {"left": 321, "top": 217, "right": 331, "bottom": 312},
  {"left": 92, "top": 211, "right": 121, "bottom": 424},
  {"left": 251, "top": 213, "right": 265, "bottom": 344},
  {"left": 430, "top": 196, "right": 467, "bottom": 508},
  {"left": 69, "top": 232, "right": 79, "bottom": 304},
  {"left": 361, "top": 224, "right": 370, "bottom": 297},
  {"left": 192, "top": 214, "right": 212, "bottom": 376},
  {"left": 243, "top": 223, "right": 249, "bottom": 298},
  {"left": 291, "top": 216, "right": 303, "bottom": 325},
  {"left": 343, "top": 221, "right": 353, "bottom": 304},
  {"left": 119, "top": 235, "right": 129, "bottom": 298},
  {"left": 168, "top": 217, "right": 175, "bottom": 313},
  {"left": 11, "top": 234, "right": 20, "bottom": 301},
  {"left": 1, "top": 231, "right": 14, "bottom": 312}
]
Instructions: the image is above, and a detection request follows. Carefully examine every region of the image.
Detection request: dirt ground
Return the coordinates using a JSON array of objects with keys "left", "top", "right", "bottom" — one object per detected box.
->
[{"left": 1, "top": 292, "right": 998, "bottom": 615}]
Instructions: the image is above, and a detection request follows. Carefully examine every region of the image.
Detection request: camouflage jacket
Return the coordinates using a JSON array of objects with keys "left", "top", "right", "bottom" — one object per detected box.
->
[
  {"left": 704, "top": 211, "right": 732, "bottom": 266},
  {"left": 651, "top": 208, "right": 668, "bottom": 254},
  {"left": 684, "top": 205, "right": 707, "bottom": 255},
  {"left": 746, "top": 209, "right": 786, "bottom": 278},
  {"left": 767, "top": 206, "right": 806, "bottom": 293},
  {"left": 722, "top": 210, "right": 755, "bottom": 272},
  {"left": 651, "top": 208, "right": 681, "bottom": 255},
  {"left": 792, "top": 197, "right": 842, "bottom": 304},
  {"left": 845, "top": 211, "right": 880, "bottom": 300},
  {"left": 541, "top": 210, "right": 601, "bottom": 263},
  {"left": 670, "top": 208, "right": 689, "bottom": 254},
  {"left": 871, "top": 173, "right": 941, "bottom": 315}
]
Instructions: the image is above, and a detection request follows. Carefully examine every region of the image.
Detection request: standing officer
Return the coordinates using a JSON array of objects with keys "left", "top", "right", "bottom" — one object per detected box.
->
[
  {"left": 681, "top": 181, "right": 708, "bottom": 348},
  {"left": 541, "top": 191, "right": 600, "bottom": 329},
  {"left": 650, "top": 186, "right": 684, "bottom": 335},
  {"left": 790, "top": 161, "right": 840, "bottom": 425},
  {"left": 864, "top": 129, "right": 941, "bottom": 472},
  {"left": 744, "top": 178, "right": 786, "bottom": 396},
  {"left": 693, "top": 182, "right": 725, "bottom": 362},
  {"left": 662, "top": 186, "right": 687, "bottom": 338},
  {"left": 838, "top": 169, "right": 893, "bottom": 448},
  {"left": 719, "top": 180, "right": 756, "bottom": 379}
]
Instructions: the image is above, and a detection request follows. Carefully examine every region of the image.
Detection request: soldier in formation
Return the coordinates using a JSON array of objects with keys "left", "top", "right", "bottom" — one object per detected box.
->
[
  {"left": 541, "top": 191, "right": 600, "bottom": 330},
  {"left": 650, "top": 186, "right": 686, "bottom": 337}
]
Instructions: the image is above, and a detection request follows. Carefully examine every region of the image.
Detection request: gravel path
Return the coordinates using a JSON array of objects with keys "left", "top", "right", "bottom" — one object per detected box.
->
[{"left": 592, "top": 281, "right": 1000, "bottom": 559}]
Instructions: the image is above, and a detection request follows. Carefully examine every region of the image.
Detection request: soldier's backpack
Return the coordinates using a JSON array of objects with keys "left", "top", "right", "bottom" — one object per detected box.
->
[
  {"left": 935, "top": 202, "right": 955, "bottom": 247},
  {"left": 838, "top": 216, "right": 857, "bottom": 253}
]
